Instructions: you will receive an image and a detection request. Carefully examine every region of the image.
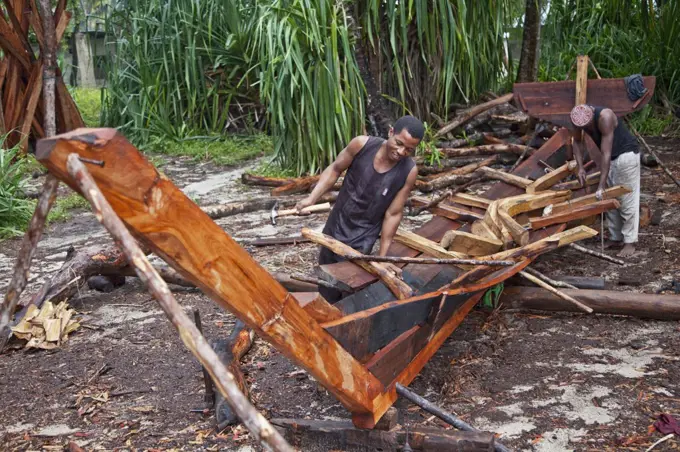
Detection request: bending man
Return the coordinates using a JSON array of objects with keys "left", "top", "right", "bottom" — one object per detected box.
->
[
  {"left": 570, "top": 104, "right": 641, "bottom": 258},
  {"left": 295, "top": 116, "right": 423, "bottom": 302}
]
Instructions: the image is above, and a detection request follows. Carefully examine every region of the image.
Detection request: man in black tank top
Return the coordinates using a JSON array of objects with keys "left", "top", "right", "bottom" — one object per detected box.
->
[
  {"left": 570, "top": 104, "right": 641, "bottom": 258},
  {"left": 295, "top": 116, "right": 423, "bottom": 302}
]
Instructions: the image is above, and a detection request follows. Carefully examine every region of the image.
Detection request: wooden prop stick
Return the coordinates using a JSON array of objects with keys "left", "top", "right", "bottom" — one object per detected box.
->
[
  {"left": 523, "top": 267, "right": 578, "bottom": 290},
  {"left": 477, "top": 166, "right": 533, "bottom": 189},
  {"left": 568, "top": 243, "right": 625, "bottom": 265},
  {"left": 290, "top": 272, "right": 346, "bottom": 291},
  {"left": 0, "top": 0, "right": 61, "bottom": 349},
  {"left": 345, "top": 254, "right": 515, "bottom": 267},
  {"left": 435, "top": 93, "right": 514, "bottom": 137},
  {"left": 193, "top": 310, "right": 215, "bottom": 408},
  {"left": 395, "top": 383, "right": 511, "bottom": 452},
  {"left": 627, "top": 120, "right": 680, "bottom": 190},
  {"left": 302, "top": 228, "right": 414, "bottom": 300},
  {"left": 519, "top": 270, "right": 593, "bottom": 313},
  {"left": 65, "top": 154, "right": 294, "bottom": 452}
]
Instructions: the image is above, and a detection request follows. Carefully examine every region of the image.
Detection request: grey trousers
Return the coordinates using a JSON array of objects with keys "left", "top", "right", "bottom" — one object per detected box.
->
[{"left": 606, "top": 151, "right": 640, "bottom": 244}]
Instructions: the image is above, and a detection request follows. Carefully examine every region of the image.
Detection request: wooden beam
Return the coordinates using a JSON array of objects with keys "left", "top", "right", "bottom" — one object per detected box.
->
[
  {"left": 487, "top": 225, "right": 598, "bottom": 260},
  {"left": 530, "top": 199, "right": 620, "bottom": 229},
  {"left": 553, "top": 171, "right": 600, "bottom": 190},
  {"left": 526, "top": 160, "right": 578, "bottom": 193},
  {"left": 501, "top": 286, "right": 680, "bottom": 320},
  {"left": 471, "top": 220, "right": 499, "bottom": 241},
  {"left": 477, "top": 166, "right": 533, "bottom": 189},
  {"left": 551, "top": 185, "right": 630, "bottom": 214},
  {"left": 292, "top": 292, "right": 343, "bottom": 323},
  {"left": 440, "top": 230, "right": 502, "bottom": 256},
  {"left": 302, "top": 228, "right": 414, "bottom": 300},
  {"left": 575, "top": 55, "right": 589, "bottom": 105},
  {"left": 450, "top": 193, "right": 492, "bottom": 209},
  {"left": 394, "top": 229, "right": 468, "bottom": 261},
  {"left": 35, "top": 128, "right": 384, "bottom": 415},
  {"left": 498, "top": 208, "right": 529, "bottom": 246},
  {"left": 408, "top": 196, "right": 484, "bottom": 222}
]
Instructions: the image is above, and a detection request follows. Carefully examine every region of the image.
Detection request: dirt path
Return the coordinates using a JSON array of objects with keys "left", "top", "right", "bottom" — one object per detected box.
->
[{"left": 1, "top": 141, "right": 679, "bottom": 451}]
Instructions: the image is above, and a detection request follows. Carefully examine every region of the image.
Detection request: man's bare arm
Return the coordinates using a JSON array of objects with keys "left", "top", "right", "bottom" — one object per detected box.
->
[
  {"left": 295, "top": 136, "right": 368, "bottom": 211},
  {"left": 571, "top": 130, "right": 588, "bottom": 190},
  {"left": 597, "top": 110, "right": 617, "bottom": 195},
  {"left": 378, "top": 166, "right": 418, "bottom": 258}
]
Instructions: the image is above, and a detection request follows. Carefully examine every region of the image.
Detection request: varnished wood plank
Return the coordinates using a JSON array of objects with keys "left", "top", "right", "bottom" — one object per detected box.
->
[
  {"left": 36, "top": 128, "right": 384, "bottom": 414},
  {"left": 551, "top": 185, "right": 630, "bottom": 214},
  {"left": 526, "top": 160, "right": 578, "bottom": 193},
  {"left": 530, "top": 199, "right": 619, "bottom": 229},
  {"left": 292, "top": 292, "right": 343, "bottom": 323},
  {"left": 440, "top": 230, "right": 501, "bottom": 256}
]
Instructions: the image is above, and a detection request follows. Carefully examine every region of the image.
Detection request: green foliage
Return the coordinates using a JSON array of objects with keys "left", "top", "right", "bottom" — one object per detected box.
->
[
  {"left": 146, "top": 133, "right": 273, "bottom": 166},
  {"left": 358, "top": 0, "right": 511, "bottom": 120},
  {"left": 539, "top": 0, "right": 680, "bottom": 110},
  {"left": 47, "top": 193, "right": 91, "bottom": 224},
  {"left": 70, "top": 87, "right": 103, "bottom": 127},
  {"left": 102, "top": 0, "right": 512, "bottom": 175},
  {"left": 416, "top": 122, "right": 442, "bottom": 167},
  {"left": 0, "top": 147, "right": 34, "bottom": 239}
]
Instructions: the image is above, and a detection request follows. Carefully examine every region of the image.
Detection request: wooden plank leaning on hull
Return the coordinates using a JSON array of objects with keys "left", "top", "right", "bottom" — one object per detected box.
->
[{"left": 34, "top": 128, "right": 384, "bottom": 415}]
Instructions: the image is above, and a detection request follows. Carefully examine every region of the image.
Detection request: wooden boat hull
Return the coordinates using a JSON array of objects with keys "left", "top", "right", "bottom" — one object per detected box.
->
[{"left": 513, "top": 76, "right": 656, "bottom": 128}]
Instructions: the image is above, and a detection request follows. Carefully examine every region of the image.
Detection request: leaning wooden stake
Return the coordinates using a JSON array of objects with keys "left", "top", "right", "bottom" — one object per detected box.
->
[
  {"left": 0, "top": 1, "right": 61, "bottom": 350},
  {"left": 65, "top": 153, "right": 293, "bottom": 452},
  {"left": 345, "top": 254, "right": 515, "bottom": 267},
  {"left": 523, "top": 267, "right": 578, "bottom": 290},
  {"left": 568, "top": 243, "right": 625, "bottom": 265},
  {"left": 519, "top": 271, "right": 593, "bottom": 313},
  {"left": 628, "top": 121, "right": 680, "bottom": 190}
]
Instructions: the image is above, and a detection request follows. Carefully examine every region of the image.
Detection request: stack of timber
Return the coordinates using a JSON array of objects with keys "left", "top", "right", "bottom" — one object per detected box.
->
[{"left": 0, "top": 0, "right": 85, "bottom": 151}]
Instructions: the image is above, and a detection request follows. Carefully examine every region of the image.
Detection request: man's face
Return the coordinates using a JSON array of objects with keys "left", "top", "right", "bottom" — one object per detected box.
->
[{"left": 386, "top": 128, "right": 421, "bottom": 163}]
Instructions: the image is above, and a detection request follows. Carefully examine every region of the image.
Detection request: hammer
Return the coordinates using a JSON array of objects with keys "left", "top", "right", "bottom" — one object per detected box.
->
[{"left": 270, "top": 201, "right": 331, "bottom": 225}]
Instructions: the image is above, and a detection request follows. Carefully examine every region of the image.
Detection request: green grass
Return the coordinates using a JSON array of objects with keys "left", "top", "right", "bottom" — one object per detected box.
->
[
  {"left": 70, "top": 87, "right": 103, "bottom": 127},
  {"left": 145, "top": 133, "right": 273, "bottom": 166},
  {"left": 0, "top": 148, "right": 35, "bottom": 239}
]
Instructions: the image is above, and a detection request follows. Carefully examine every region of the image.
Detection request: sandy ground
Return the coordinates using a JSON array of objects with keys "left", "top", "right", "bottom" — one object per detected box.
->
[{"left": 1, "top": 139, "right": 679, "bottom": 451}]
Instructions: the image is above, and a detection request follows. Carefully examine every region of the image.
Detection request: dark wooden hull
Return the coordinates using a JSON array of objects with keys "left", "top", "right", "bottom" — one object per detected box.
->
[{"left": 513, "top": 76, "right": 656, "bottom": 128}]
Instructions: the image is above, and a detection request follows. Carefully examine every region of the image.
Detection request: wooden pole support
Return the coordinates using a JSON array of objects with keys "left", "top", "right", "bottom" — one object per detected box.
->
[
  {"left": 65, "top": 153, "right": 294, "bottom": 452},
  {"left": 518, "top": 271, "right": 593, "bottom": 313}
]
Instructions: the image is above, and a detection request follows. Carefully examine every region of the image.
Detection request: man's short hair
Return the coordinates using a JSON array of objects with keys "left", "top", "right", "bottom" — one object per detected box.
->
[
  {"left": 393, "top": 115, "right": 425, "bottom": 140},
  {"left": 570, "top": 104, "right": 594, "bottom": 128}
]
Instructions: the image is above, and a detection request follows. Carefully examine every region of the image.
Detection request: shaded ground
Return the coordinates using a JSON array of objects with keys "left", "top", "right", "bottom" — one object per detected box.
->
[{"left": 1, "top": 139, "right": 679, "bottom": 451}]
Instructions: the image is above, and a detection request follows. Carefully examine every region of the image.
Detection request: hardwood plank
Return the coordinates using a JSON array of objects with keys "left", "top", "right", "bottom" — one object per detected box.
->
[
  {"left": 36, "top": 128, "right": 384, "bottom": 414},
  {"left": 553, "top": 171, "right": 600, "bottom": 190},
  {"left": 18, "top": 63, "right": 42, "bottom": 151},
  {"left": 530, "top": 199, "right": 620, "bottom": 229},
  {"left": 409, "top": 196, "right": 484, "bottom": 222},
  {"left": 394, "top": 229, "right": 468, "bottom": 261},
  {"left": 450, "top": 193, "right": 492, "bottom": 209},
  {"left": 440, "top": 230, "right": 502, "bottom": 256},
  {"left": 526, "top": 160, "right": 578, "bottom": 193},
  {"left": 551, "top": 185, "right": 630, "bottom": 214},
  {"left": 292, "top": 292, "right": 343, "bottom": 323}
]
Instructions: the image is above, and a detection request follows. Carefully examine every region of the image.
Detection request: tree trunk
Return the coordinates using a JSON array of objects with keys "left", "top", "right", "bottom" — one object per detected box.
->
[{"left": 516, "top": 0, "right": 542, "bottom": 83}]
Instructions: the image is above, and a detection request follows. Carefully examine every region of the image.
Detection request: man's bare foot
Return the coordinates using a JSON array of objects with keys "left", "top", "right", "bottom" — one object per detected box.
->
[{"left": 617, "top": 243, "right": 636, "bottom": 258}]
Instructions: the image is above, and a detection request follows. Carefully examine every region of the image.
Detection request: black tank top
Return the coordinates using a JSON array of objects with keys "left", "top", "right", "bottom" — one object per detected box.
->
[
  {"left": 589, "top": 106, "right": 639, "bottom": 160},
  {"left": 322, "top": 136, "right": 416, "bottom": 254}
]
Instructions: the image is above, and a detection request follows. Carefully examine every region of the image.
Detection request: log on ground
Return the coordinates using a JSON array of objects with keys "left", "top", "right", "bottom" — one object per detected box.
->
[{"left": 501, "top": 287, "right": 680, "bottom": 320}]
